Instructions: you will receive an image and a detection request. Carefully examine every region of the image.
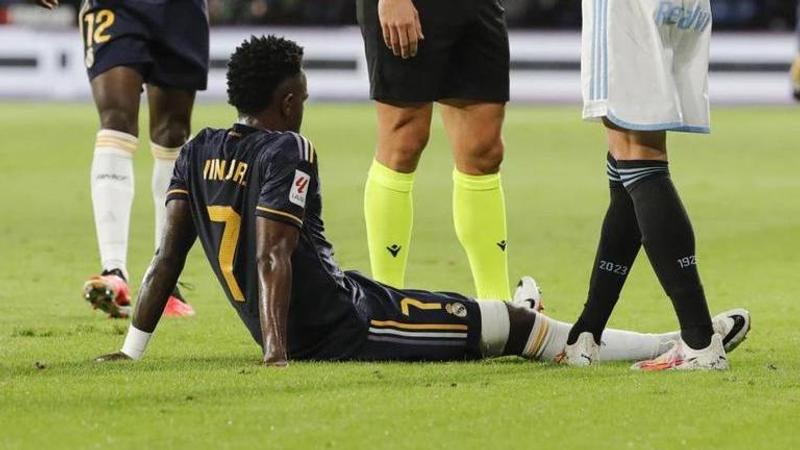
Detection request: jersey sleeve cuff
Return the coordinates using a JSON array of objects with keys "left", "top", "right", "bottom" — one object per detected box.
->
[
  {"left": 255, "top": 206, "right": 303, "bottom": 228},
  {"left": 166, "top": 189, "right": 190, "bottom": 203}
]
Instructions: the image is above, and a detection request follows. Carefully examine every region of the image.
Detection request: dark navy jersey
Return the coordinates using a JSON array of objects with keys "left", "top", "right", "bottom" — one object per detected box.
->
[{"left": 167, "top": 123, "right": 367, "bottom": 359}]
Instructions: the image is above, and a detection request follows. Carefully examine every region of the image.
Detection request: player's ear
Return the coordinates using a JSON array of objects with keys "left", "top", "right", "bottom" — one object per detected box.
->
[{"left": 280, "top": 92, "right": 295, "bottom": 120}]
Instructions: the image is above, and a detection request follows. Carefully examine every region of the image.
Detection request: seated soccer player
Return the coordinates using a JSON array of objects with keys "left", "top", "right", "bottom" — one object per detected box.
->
[{"left": 96, "top": 36, "right": 749, "bottom": 366}]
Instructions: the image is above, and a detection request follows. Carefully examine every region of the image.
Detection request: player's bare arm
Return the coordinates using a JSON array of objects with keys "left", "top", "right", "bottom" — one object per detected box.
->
[
  {"left": 378, "top": 0, "right": 424, "bottom": 59},
  {"left": 131, "top": 200, "right": 197, "bottom": 332},
  {"left": 95, "top": 200, "right": 197, "bottom": 362},
  {"left": 255, "top": 217, "right": 299, "bottom": 367}
]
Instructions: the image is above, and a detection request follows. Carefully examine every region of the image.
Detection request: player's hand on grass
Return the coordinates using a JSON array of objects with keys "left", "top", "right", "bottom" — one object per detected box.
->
[
  {"left": 32, "top": 0, "right": 59, "bottom": 9},
  {"left": 263, "top": 346, "right": 288, "bottom": 368},
  {"left": 94, "top": 352, "right": 133, "bottom": 362},
  {"left": 378, "top": 0, "right": 424, "bottom": 59},
  {"left": 263, "top": 352, "right": 289, "bottom": 368}
]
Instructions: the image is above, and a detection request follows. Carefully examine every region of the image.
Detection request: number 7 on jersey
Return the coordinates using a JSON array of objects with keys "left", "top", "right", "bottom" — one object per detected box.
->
[{"left": 207, "top": 206, "right": 246, "bottom": 302}]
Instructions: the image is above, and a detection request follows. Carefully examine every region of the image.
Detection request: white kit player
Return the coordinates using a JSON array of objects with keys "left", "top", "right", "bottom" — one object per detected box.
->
[
  {"left": 559, "top": 1, "right": 751, "bottom": 371},
  {"left": 582, "top": 0, "right": 712, "bottom": 133}
]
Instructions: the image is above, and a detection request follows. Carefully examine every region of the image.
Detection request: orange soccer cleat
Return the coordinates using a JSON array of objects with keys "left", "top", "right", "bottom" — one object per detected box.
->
[
  {"left": 83, "top": 269, "right": 132, "bottom": 319},
  {"left": 631, "top": 334, "right": 728, "bottom": 372},
  {"left": 163, "top": 285, "right": 196, "bottom": 317}
]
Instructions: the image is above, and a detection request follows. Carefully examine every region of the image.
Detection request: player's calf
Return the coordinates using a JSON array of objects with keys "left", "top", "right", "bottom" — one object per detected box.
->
[{"left": 616, "top": 157, "right": 716, "bottom": 350}]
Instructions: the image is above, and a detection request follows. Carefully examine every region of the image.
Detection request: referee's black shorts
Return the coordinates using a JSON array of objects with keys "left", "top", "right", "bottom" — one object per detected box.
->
[{"left": 357, "top": 0, "right": 510, "bottom": 103}]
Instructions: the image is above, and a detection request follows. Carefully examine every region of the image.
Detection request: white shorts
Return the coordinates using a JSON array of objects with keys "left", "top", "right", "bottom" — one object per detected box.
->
[{"left": 581, "top": 0, "right": 712, "bottom": 133}]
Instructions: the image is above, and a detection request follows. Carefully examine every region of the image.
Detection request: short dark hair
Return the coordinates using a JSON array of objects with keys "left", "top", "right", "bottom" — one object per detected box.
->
[{"left": 226, "top": 35, "right": 304, "bottom": 115}]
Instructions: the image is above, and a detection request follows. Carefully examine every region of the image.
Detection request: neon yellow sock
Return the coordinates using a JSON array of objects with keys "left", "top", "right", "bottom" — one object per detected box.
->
[
  {"left": 364, "top": 160, "right": 415, "bottom": 287},
  {"left": 452, "top": 169, "right": 511, "bottom": 300}
]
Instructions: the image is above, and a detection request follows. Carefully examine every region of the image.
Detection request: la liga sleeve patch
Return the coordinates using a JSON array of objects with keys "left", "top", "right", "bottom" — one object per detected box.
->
[{"left": 289, "top": 170, "right": 311, "bottom": 207}]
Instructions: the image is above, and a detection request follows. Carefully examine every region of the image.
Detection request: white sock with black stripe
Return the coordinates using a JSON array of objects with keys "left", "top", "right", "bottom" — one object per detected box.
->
[
  {"left": 478, "top": 301, "right": 680, "bottom": 362},
  {"left": 520, "top": 314, "right": 570, "bottom": 361},
  {"left": 91, "top": 129, "right": 137, "bottom": 278},
  {"left": 525, "top": 314, "right": 674, "bottom": 362}
]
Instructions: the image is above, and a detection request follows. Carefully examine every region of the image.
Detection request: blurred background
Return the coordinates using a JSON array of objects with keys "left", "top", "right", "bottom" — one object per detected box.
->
[
  {"left": 0, "top": 0, "right": 797, "bottom": 29},
  {"left": 0, "top": 0, "right": 798, "bottom": 103}
]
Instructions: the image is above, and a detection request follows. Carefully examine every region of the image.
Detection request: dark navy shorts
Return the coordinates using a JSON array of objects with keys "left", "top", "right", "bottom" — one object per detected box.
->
[
  {"left": 79, "top": 0, "right": 209, "bottom": 91},
  {"left": 347, "top": 272, "right": 484, "bottom": 361},
  {"left": 234, "top": 271, "right": 484, "bottom": 362}
]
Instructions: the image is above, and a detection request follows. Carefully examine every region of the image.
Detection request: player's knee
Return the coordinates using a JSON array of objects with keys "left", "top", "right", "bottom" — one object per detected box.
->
[
  {"left": 377, "top": 128, "right": 430, "bottom": 172},
  {"left": 611, "top": 146, "right": 667, "bottom": 162},
  {"left": 456, "top": 139, "right": 504, "bottom": 175},
  {"left": 98, "top": 108, "right": 138, "bottom": 136},
  {"left": 606, "top": 126, "right": 667, "bottom": 160},
  {"left": 150, "top": 119, "right": 190, "bottom": 148}
]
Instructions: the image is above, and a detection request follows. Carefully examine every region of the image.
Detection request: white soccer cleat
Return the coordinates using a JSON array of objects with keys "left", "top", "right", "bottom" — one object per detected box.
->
[
  {"left": 712, "top": 308, "right": 751, "bottom": 353},
  {"left": 512, "top": 276, "right": 544, "bottom": 312},
  {"left": 631, "top": 333, "right": 729, "bottom": 372},
  {"left": 555, "top": 332, "right": 599, "bottom": 367}
]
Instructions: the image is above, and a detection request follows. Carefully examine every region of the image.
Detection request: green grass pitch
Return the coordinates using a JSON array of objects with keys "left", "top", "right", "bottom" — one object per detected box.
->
[{"left": 1, "top": 103, "right": 799, "bottom": 449}]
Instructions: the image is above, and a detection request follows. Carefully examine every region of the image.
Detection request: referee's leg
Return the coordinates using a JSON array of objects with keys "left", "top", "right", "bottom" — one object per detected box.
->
[
  {"left": 364, "top": 102, "right": 433, "bottom": 288},
  {"left": 440, "top": 100, "right": 511, "bottom": 301},
  {"left": 435, "top": 0, "right": 512, "bottom": 301}
]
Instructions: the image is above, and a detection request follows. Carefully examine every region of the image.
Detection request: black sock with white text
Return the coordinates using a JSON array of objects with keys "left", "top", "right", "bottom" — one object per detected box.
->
[
  {"left": 568, "top": 154, "right": 642, "bottom": 345},
  {"left": 618, "top": 160, "right": 713, "bottom": 350}
]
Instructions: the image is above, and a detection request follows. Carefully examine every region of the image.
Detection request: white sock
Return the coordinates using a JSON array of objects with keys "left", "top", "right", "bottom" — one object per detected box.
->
[
  {"left": 477, "top": 300, "right": 511, "bottom": 357},
  {"left": 91, "top": 129, "right": 137, "bottom": 279},
  {"left": 476, "top": 302, "right": 679, "bottom": 362},
  {"left": 597, "top": 329, "right": 677, "bottom": 361},
  {"left": 521, "top": 313, "right": 570, "bottom": 361},
  {"left": 150, "top": 142, "right": 181, "bottom": 250},
  {"left": 521, "top": 314, "right": 677, "bottom": 362}
]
